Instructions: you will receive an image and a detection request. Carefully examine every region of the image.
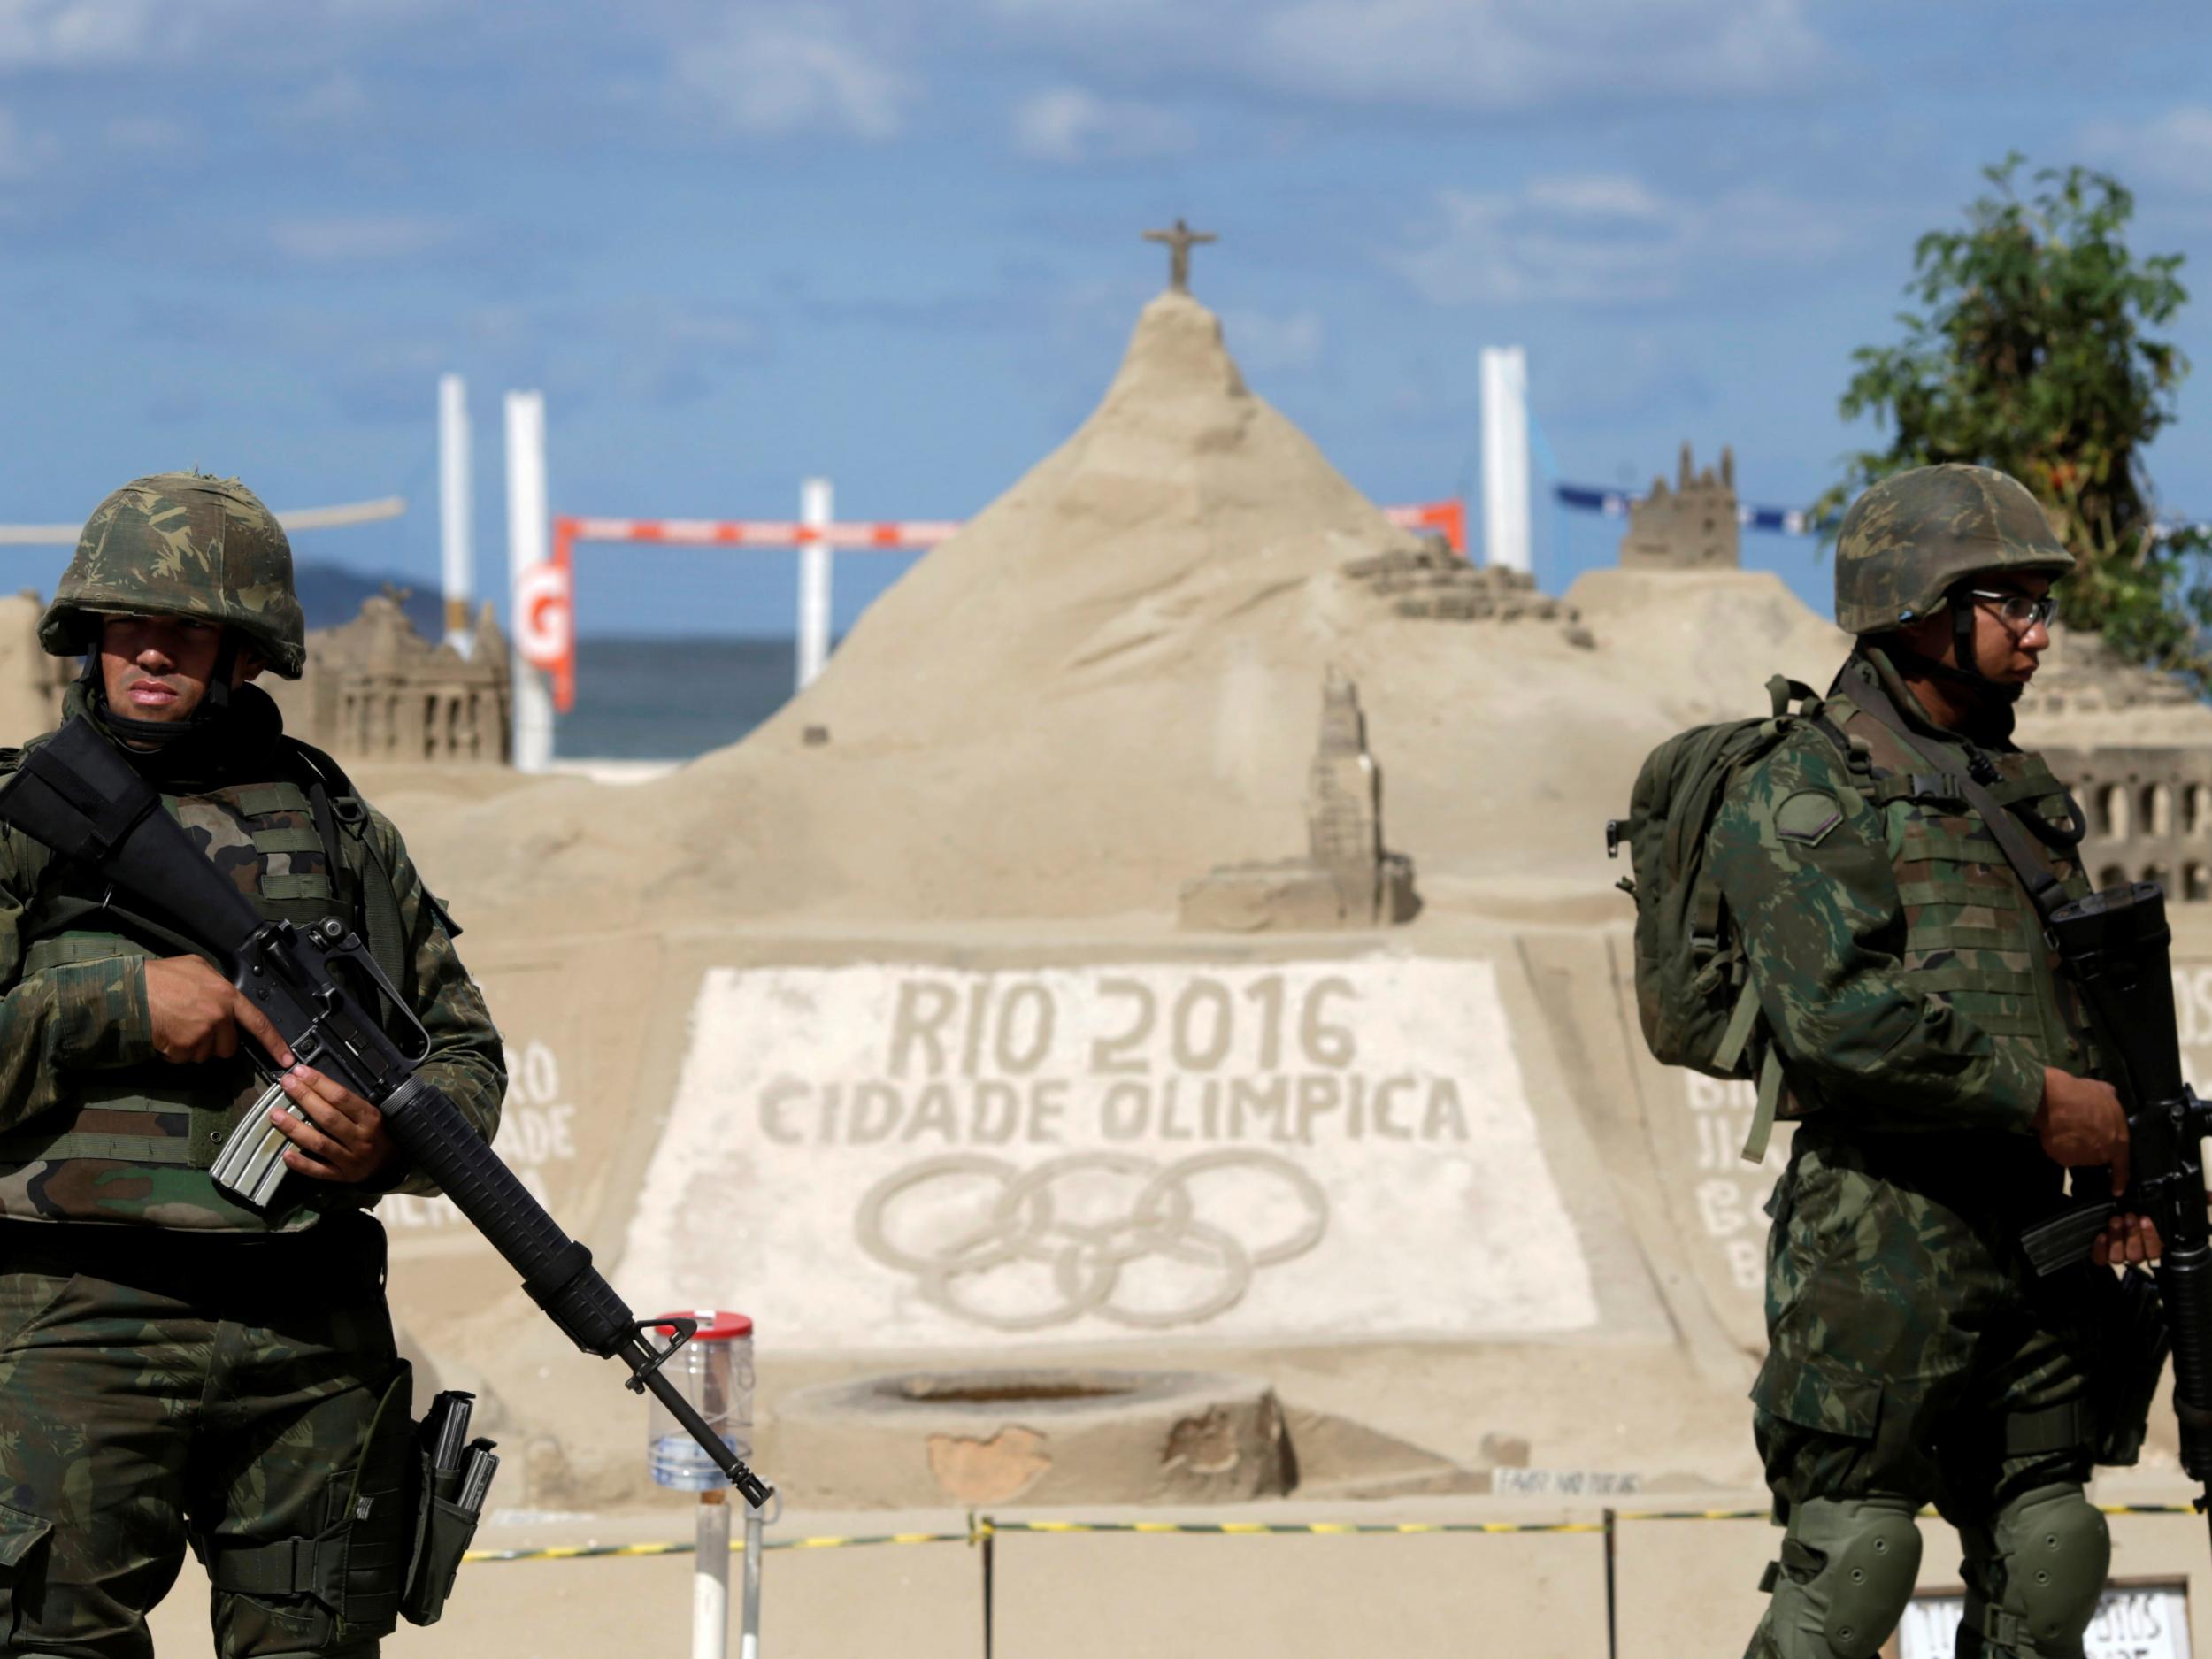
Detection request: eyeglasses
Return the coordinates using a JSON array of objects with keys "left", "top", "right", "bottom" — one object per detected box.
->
[{"left": 1966, "top": 589, "right": 2057, "bottom": 630}]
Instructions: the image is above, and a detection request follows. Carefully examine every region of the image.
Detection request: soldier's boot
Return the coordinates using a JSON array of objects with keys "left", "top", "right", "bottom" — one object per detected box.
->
[
  {"left": 1746, "top": 1495, "right": 1921, "bottom": 1659},
  {"left": 1955, "top": 1483, "right": 2108, "bottom": 1658}
]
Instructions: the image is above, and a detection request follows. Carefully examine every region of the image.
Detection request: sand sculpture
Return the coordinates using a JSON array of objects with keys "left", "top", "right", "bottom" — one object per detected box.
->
[
  {"left": 408, "top": 290, "right": 1851, "bottom": 935},
  {"left": 1618, "top": 442, "right": 1740, "bottom": 572},
  {"left": 265, "top": 589, "right": 511, "bottom": 765},
  {"left": 1340, "top": 540, "right": 1592, "bottom": 632},
  {"left": 1179, "top": 666, "right": 1419, "bottom": 930},
  {"left": 2014, "top": 623, "right": 2212, "bottom": 901}
]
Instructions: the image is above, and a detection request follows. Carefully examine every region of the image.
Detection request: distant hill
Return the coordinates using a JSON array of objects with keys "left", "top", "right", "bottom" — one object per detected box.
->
[{"left": 295, "top": 564, "right": 448, "bottom": 637}]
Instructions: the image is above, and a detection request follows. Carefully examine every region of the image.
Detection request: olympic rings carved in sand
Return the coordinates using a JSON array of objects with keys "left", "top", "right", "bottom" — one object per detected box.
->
[{"left": 855, "top": 1150, "right": 1330, "bottom": 1332}]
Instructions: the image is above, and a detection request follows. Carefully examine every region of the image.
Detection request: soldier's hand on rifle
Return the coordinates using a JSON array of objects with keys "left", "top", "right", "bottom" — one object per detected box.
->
[
  {"left": 273, "top": 1064, "right": 403, "bottom": 1185},
  {"left": 145, "top": 956, "right": 295, "bottom": 1068},
  {"left": 2093, "top": 1212, "right": 2162, "bottom": 1267},
  {"left": 2035, "top": 1068, "right": 2130, "bottom": 1194}
]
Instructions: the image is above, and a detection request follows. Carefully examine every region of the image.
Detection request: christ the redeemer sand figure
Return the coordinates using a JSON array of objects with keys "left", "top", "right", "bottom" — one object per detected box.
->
[{"left": 1143, "top": 218, "right": 1217, "bottom": 295}]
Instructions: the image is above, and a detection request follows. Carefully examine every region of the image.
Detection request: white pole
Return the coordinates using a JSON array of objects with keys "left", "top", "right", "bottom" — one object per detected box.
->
[
  {"left": 740, "top": 1501, "right": 764, "bottom": 1659},
  {"left": 504, "top": 389, "right": 554, "bottom": 772},
  {"left": 795, "top": 476, "right": 833, "bottom": 693},
  {"left": 1480, "top": 346, "right": 1532, "bottom": 574},
  {"left": 694, "top": 1491, "right": 732, "bottom": 1659},
  {"left": 439, "top": 373, "right": 475, "bottom": 658}
]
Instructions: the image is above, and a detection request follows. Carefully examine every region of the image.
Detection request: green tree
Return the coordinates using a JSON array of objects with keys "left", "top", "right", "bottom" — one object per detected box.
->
[{"left": 1820, "top": 155, "right": 2211, "bottom": 679}]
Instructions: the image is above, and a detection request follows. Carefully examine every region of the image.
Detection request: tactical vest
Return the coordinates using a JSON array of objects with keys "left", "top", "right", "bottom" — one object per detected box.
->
[
  {"left": 0, "top": 748, "right": 410, "bottom": 1232},
  {"left": 1775, "top": 678, "right": 2100, "bottom": 1127}
]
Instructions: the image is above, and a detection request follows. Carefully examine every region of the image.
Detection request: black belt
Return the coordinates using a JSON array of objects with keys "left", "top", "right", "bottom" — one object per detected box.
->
[{"left": 0, "top": 1210, "right": 386, "bottom": 1306}]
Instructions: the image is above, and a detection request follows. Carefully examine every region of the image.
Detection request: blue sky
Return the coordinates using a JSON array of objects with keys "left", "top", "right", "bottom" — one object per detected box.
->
[{"left": 4, "top": 0, "right": 2212, "bottom": 638}]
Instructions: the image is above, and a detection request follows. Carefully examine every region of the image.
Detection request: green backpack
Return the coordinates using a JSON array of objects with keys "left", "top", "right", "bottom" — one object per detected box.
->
[{"left": 1607, "top": 675, "right": 1848, "bottom": 1163}]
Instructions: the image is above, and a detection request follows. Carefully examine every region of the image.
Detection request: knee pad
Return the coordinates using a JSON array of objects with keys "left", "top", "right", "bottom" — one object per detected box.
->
[
  {"left": 1756, "top": 1495, "right": 1922, "bottom": 1659},
  {"left": 1962, "top": 1483, "right": 2108, "bottom": 1657}
]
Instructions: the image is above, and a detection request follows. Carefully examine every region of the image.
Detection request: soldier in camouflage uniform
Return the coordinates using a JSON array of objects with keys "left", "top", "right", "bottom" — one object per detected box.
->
[
  {"left": 0, "top": 473, "right": 504, "bottom": 1655},
  {"left": 1714, "top": 464, "right": 2159, "bottom": 1659}
]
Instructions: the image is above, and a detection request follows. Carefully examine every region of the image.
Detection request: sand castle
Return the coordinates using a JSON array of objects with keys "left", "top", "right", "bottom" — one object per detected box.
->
[
  {"left": 267, "top": 588, "right": 511, "bottom": 765},
  {"left": 1619, "top": 442, "right": 1741, "bottom": 572}
]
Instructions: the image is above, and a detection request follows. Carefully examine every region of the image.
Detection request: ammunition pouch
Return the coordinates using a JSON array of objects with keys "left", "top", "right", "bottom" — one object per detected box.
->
[
  {"left": 400, "top": 1429, "right": 486, "bottom": 1628},
  {"left": 204, "top": 1358, "right": 416, "bottom": 1643}
]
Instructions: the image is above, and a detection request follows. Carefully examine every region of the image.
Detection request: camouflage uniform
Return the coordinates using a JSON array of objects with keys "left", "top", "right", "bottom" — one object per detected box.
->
[
  {"left": 1717, "top": 466, "right": 2127, "bottom": 1659},
  {"left": 0, "top": 475, "right": 503, "bottom": 1656}
]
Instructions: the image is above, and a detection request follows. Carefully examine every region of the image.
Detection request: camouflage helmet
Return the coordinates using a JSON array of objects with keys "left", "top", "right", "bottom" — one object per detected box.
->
[
  {"left": 1833, "top": 463, "right": 2075, "bottom": 635},
  {"left": 39, "top": 472, "right": 305, "bottom": 678}
]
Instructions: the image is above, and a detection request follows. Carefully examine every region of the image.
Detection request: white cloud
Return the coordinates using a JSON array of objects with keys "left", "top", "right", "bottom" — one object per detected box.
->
[
  {"left": 1220, "top": 306, "right": 1324, "bottom": 373},
  {"left": 1525, "top": 174, "right": 1669, "bottom": 223},
  {"left": 675, "top": 9, "right": 910, "bottom": 140},
  {"left": 1011, "top": 85, "right": 1194, "bottom": 163},
  {"left": 1390, "top": 173, "right": 1847, "bottom": 308},
  {"left": 0, "top": 0, "right": 455, "bottom": 70},
  {"left": 984, "top": 0, "right": 1829, "bottom": 115},
  {"left": 2081, "top": 104, "right": 2212, "bottom": 196},
  {"left": 0, "top": 0, "right": 163, "bottom": 65},
  {"left": 268, "top": 214, "right": 458, "bottom": 264}
]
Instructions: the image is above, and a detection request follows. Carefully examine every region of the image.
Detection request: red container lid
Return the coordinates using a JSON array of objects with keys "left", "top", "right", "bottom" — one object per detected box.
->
[{"left": 651, "top": 1309, "right": 753, "bottom": 1343}]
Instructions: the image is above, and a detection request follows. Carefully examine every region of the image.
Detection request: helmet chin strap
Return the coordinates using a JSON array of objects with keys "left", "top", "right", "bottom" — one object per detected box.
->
[
  {"left": 1886, "top": 588, "right": 2024, "bottom": 708},
  {"left": 85, "top": 634, "right": 241, "bottom": 749}
]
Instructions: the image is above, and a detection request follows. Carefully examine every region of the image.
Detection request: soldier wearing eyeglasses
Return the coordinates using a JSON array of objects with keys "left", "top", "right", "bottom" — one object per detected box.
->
[{"left": 1716, "top": 465, "right": 2156, "bottom": 1659}]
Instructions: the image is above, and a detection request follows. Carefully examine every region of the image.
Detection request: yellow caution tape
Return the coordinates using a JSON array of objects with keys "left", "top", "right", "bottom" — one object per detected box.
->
[
  {"left": 465, "top": 1502, "right": 2201, "bottom": 1563},
  {"left": 466, "top": 1530, "right": 972, "bottom": 1565},
  {"left": 979, "top": 1518, "right": 1606, "bottom": 1538},
  {"left": 1619, "top": 1503, "right": 2198, "bottom": 1525}
]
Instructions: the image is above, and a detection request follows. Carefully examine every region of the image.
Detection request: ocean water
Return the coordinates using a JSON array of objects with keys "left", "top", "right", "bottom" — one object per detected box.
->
[{"left": 556, "top": 637, "right": 803, "bottom": 760}]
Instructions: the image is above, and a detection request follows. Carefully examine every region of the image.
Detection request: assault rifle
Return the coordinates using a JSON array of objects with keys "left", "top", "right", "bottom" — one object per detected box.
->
[
  {"left": 0, "top": 718, "right": 771, "bottom": 1507},
  {"left": 2019, "top": 882, "right": 2212, "bottom": 1519}
]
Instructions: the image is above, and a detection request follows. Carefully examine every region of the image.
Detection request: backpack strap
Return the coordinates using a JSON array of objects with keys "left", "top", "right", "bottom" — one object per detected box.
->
[
  {"left": 1712, "top": 978, "right": 1763, "bottom": 1073},
  {"left": 1842, "top": 665, "right": 2070, "bottom": 924},
  {"left": 1711, "top": 976, "right": 1788, "bottom": 1165},
  {"left": 1740, "top": 1046, "right": 1786, "bottom": 1164}
]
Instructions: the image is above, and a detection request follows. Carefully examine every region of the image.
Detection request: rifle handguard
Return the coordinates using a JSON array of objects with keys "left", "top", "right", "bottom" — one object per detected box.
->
[{"left": 380, "top": 1077, "right": 635, "bottom": 1359}]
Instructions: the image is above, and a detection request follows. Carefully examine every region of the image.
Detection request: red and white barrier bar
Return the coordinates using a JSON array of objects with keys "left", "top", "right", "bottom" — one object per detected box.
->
[
  {"left": 525, "top": 495, "right": 1469, "bottom": 719},
  {"left": 562, "top": 517, "right": 965, "bottom": 549},
  {"left": 556, "top": 499, "right": 1463, "bottom": 557}
]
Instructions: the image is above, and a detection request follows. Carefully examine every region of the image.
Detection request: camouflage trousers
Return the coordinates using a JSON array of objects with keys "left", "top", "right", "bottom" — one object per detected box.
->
[
  {"left": 1745, "top": 1129, "right": 2146, "bottom": 1657},
  {"left": 0, "top": 1213, "right": 414, "bottom": 1658}
]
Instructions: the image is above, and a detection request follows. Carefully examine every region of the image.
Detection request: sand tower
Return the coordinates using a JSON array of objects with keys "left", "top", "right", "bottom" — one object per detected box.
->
[{"left": 1618, "top": 442, "right": 1740, "bottom": 572}]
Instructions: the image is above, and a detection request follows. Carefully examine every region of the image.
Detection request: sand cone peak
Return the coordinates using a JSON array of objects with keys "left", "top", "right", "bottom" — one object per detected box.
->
[
  {"left": 1102, "top": 290, "right": 1249, "bottom": 408},
  {"left": 417, "top": 284, "right": 1852, "bottom": 932}
]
